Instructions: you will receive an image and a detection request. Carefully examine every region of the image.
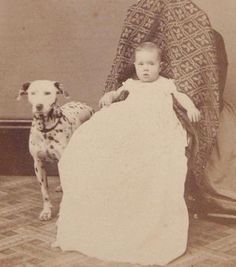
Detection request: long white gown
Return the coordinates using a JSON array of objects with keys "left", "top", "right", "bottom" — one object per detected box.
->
[{"left": 54, "top": 76, "right": 189, "bottom": 266}]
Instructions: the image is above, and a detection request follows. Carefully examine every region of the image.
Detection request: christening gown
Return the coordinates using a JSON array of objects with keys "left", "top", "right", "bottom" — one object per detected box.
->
[{"left": 54, "top": 76, "right": 189, "bottom": 266}]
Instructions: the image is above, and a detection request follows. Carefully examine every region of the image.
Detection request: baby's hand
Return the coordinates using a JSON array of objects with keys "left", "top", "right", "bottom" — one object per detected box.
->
[
  {"left": 187, "top": 106, "right": 201, "bottom": 123},
  {"left": 99, "top": 91, "right": 116, "bottom": 108}
]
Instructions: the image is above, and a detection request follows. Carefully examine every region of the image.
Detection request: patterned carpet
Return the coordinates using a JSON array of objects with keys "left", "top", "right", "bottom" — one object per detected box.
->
[{"left": 0, "top": 175, "right": 236, "bottom": 267}]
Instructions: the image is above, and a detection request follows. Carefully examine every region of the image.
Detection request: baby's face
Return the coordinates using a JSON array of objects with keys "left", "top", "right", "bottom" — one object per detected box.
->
[{"left": 134, "top": 49, "right": 161, "bottom": 82}]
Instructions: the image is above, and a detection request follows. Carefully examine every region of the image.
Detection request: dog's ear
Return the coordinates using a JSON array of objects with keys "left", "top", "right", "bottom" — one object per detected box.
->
[
  {"left": 17, "top": 82, "right": 31, "bottom": 101},
  {"left": 54, "top": 82, "right": 70, "bottom": 98}
]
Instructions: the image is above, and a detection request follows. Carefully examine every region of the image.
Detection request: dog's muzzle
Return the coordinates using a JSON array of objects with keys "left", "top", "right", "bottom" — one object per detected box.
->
[{"left": 36, "top": 104, "right": 44, "bottom": 112}]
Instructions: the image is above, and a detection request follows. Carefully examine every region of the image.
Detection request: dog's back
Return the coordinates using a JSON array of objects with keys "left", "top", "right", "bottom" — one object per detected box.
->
[{"left": 61, "top": 101, "right": 94, "bottom": 132}]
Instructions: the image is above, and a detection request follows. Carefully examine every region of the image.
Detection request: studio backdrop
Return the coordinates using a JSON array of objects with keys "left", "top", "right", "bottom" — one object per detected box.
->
[{"left": 0, "top": 0, "right": 235, "bottom": 120}]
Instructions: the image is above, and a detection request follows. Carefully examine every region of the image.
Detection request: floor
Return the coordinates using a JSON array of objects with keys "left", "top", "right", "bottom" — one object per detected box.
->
[{"left": 0, "top": 175, "right": 236, "bottom": 267}]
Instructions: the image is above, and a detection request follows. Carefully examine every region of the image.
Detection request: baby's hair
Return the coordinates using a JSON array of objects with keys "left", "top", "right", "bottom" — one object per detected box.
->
[{"left": 134, "top": 42, "right": 162, "bottom": 61}]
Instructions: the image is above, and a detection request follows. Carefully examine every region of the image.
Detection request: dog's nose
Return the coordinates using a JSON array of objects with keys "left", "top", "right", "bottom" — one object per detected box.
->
[{"left": 36, "top": 104, "right": 43, "bottom": 111}]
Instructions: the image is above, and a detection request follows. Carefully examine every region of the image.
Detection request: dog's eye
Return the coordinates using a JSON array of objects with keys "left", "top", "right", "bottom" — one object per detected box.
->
[{"left": 44, "top": 92, "right": 51, "bottom": 95}]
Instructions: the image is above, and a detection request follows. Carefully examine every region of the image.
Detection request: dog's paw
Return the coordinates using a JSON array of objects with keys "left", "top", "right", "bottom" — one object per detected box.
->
[
  {"left": 55, "top": 185, "right": 63, "bottom": 192},
  {"left": 39, "top": 208, "right": 52, "bottom": 221}
]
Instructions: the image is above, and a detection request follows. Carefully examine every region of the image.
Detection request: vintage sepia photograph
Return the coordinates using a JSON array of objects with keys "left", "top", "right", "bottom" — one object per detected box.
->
[{"left": 0, "top": 0, "right": 236, "bottom": 266}]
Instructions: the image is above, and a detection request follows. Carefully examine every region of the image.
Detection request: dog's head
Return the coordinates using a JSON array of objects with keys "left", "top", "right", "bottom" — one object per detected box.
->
[{"left": 17, "top": 80, "right": 69, "bottom": 114}]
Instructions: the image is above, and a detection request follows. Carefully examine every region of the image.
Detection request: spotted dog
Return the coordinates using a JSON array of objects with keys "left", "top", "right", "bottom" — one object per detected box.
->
[{"left": 17, "top": 80, "right": 94, "bottom": 220}]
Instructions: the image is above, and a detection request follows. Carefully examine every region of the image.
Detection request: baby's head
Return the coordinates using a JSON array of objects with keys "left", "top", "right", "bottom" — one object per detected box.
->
[{"left": 134, "top": 42, "right": 162, "bottom": 82}]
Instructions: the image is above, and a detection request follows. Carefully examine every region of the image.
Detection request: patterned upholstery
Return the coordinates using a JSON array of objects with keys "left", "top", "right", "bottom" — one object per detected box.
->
[{"left": 104, "top": 0, "right": 220, "bottom": 180}]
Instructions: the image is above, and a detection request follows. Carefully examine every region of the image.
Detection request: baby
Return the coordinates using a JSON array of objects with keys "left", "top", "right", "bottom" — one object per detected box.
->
[
  {"left": 99, "top": 41, "right": 200, "bottom": 123},
  {"left": 55, "top": 42, "right": 201, "bottom": 266}
]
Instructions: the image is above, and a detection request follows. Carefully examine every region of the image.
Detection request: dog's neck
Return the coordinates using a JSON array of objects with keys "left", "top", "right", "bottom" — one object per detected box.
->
[{"left": 33, "top": 104, "right": 64, "bottom": 133}]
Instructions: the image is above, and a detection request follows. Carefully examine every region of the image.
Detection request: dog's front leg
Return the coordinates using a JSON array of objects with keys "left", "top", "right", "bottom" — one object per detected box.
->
[{"left": 34, "top": 159, "right": 52, "bottom": 220}]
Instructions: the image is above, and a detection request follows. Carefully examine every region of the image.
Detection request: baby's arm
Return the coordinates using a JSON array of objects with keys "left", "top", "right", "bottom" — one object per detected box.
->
[
  {"left": 99, "top": 86, "right": 128, "bottom": 108},
  {"left": 173, "top": 90, "right": 200, "bottom": 123}
]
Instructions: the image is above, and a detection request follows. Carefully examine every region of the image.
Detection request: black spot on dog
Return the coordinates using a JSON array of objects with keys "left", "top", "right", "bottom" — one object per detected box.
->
[
  {"left": 50, "top": 145, "right": 54, "bottom": 149},
  {"left": 35, "top": 168, "right": 38, "bottom": 173},
  {"left": 45, "top": 197, "right": 49, "bottom": 201}
]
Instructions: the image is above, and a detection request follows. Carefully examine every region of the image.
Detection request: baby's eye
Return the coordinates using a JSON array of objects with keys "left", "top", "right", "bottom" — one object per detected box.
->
[
  {"left": 31, "top": 92, "right": 36, "bottom": 95},
  {"left": 44, "top": 92, "right": 51, "bottom": 95}
]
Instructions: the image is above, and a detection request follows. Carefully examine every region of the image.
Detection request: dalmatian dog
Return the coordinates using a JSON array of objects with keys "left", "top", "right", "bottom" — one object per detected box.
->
[{"left": 17, "top": 80, "right": 94, "bottom": 220}]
